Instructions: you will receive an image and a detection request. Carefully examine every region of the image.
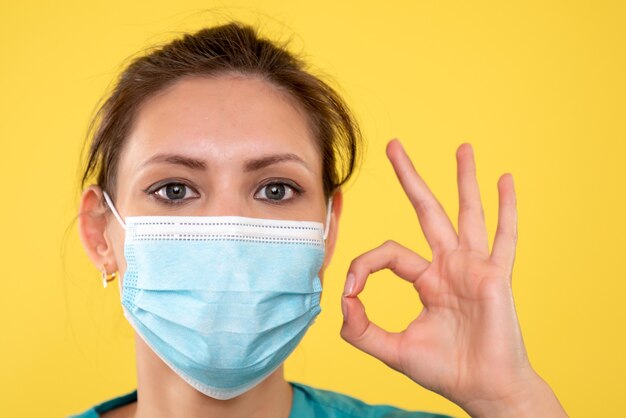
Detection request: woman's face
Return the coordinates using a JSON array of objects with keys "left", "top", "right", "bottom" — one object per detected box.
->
[{"left": 81, "top": 73, "right": 339, "bottom": 280}]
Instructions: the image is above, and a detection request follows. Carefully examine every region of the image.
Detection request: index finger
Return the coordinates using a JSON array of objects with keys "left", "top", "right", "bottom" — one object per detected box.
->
[{"left": 386, "top": 139, "right": 458, "bottom": 253}]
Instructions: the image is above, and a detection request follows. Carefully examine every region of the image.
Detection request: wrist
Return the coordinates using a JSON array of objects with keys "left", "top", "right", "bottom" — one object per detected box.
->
[{"left": 460, "top": 370, "right": 568, "bottom": 418}]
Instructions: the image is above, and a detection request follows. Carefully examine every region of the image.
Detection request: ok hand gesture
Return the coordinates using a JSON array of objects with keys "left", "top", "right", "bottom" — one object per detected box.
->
[{"left": 340, "top": 140, "right": 567, "bottom": 417}]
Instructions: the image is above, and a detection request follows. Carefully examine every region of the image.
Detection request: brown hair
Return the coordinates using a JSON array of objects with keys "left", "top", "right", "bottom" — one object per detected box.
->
[{"left": 81, "top": 21, "right": 362, "bottom": 200}]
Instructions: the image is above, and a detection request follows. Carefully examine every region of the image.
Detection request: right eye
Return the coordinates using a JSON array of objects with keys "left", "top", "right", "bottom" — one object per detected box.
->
[{"left": 152, "top": 182, "right": 200, "bottom": 203}]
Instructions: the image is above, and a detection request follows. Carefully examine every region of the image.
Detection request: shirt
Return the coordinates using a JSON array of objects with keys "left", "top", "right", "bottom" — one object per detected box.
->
[{"left": 69, "top": 382, "right": 454, "bottom": 417}]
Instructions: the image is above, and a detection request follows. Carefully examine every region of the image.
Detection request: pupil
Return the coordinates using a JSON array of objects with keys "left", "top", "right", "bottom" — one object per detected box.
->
[
  {"left": 165, "top": 184, "right": 185, "bottom": 200},
  {"left": 266, "top": 184, "right": 285, "bottom": 200}
]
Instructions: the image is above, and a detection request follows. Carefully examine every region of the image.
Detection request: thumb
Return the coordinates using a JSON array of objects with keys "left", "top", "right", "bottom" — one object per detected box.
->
[
  {"left": 340, "top": 290, "right": 402, "bottom": 372},
  {"left": 340, "top": 240, "right": 428, "bottom": 373}
]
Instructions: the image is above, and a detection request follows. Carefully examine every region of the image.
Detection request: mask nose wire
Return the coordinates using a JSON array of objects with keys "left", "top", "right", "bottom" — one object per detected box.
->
[
  {"left": 102, "top": 191, "right": 127, "bottom": 230},
  {"left": 323, "top": 198, "right": 333, "bottom": 242}
]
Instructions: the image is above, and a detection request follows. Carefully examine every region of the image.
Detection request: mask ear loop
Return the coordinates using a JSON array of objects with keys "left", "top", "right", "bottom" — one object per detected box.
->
[
  {"left": 323, "top": 197, "right": 333, "bottom": 241},
  {"left": 102, "top": 191, "right": 127, "bottom": 230}
]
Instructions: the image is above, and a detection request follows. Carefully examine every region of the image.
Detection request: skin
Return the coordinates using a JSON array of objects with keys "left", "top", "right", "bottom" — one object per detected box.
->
[
  {"left": 79, "top": 73, "right": 567, "bottom": 417},
  {"left": 79, "top": 74, "right": 341, "bottom": 418},
  {"left": 340, "top": 141, "right": 568, "bottom": 417}
]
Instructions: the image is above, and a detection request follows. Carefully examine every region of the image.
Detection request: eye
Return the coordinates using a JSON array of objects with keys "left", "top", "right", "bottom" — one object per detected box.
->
[
  {"left": 152, "top": 182, "right": 200, "bottom": 203},
  {"left": 254, "top": 181, "right": 301, "bottom": 203}
]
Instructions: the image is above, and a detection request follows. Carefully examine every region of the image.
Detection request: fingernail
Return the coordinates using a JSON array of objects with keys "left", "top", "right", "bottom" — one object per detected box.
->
[
  {"left": 341, "top": 296, "right": 348, "bottom": 321},
  {"left": 343, "top": 273, "right": 355, "bottom": 296}
]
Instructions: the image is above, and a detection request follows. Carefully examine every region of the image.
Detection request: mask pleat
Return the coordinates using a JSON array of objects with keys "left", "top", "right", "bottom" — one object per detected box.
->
[
  {"left": 127, "top": 239, "right": 324, "bottom": 293},
  {"left": 129, "top": 289, "right": 320, "bottom": 334},
  {"left": 125, "top": 301, "right": 317, "bottom": 371},
  {"left": 120, "top": 216, "right": 325, "bottom": 399}
]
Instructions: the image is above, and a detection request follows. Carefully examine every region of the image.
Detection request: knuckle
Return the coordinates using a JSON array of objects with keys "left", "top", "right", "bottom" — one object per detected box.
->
[
  {"left": 460, "top": 201, "right": 484, "bottom": 218},
  {"left": 351, "top": 322, "right": 371, "bottom": 344},
  {"left": 339, "top": 323, "right": 368, "bottom": 346},
  {"left": 349, "top": 252, "right": 370, "bottom": 268},
  {"left": 339, "top": 325, "right": 350, "bottom": 341},
  {"left": 497, "top": 224, "right": 518, "bottom": 243},
  {"left": 414, "top": 198, "right": 432, "bottom": 215},
  {"left": 347, "top": 258, "right": 361, "bottom": 273},
  {"left": 382, "top": 239, "right": 397, "bottom": 249}
]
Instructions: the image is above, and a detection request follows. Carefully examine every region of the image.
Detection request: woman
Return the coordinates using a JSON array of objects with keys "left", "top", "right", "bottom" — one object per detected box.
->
[{"left": 73, "top": 22, "right": 568, "bottom": 417}]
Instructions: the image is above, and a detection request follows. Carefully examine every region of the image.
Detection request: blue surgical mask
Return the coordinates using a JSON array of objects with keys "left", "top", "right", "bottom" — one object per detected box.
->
[{"left": 103, "top": 191, "right": 332, "bottom": 400}]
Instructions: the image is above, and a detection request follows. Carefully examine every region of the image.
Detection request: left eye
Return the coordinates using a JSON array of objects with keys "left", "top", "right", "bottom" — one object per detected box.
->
[
  {"left": 254, "top": 182, "right": 297, "bottom": 202},
  {"left": 154, "top": 183, "right": 199, "bottom": 202}
]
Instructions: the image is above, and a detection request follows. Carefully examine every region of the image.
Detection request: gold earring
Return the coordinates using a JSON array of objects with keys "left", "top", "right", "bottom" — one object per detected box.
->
[{"left": 101, "top": 268, "right": 117, "bottom": 288}]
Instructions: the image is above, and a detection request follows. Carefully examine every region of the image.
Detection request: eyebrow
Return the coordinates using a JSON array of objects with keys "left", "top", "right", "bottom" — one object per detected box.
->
[
  {"left": 244, "top": 153, "right": 311, "bottom": 172},
  {"left": 140, "top": 152, "right": 311, "bottom": 172},
  {"left": 140, "top": 154, "right": 207, "bottom": 170}
]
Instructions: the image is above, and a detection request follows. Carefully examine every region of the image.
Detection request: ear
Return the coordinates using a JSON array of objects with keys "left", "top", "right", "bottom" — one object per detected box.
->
[
  {"left": 77, "top": 185, "right": 119, "bottom": 275},
  {"left": 321, "top": 189, "right": 343, "bottom": 273}
]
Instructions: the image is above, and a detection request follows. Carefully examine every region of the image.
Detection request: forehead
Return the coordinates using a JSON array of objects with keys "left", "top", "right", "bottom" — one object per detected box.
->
[{"left": 120, "top": 74, "right": 321, "bottom": 174}]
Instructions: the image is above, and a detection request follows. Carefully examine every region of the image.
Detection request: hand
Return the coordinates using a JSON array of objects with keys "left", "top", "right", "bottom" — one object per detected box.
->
[{"left": 340, "top": 140, "right": 567, "bottom": 417}]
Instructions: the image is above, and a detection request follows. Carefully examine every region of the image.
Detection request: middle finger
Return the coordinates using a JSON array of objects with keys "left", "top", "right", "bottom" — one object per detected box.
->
[{"left": 456, "top": 143, "right": 489, "bottom": 254}]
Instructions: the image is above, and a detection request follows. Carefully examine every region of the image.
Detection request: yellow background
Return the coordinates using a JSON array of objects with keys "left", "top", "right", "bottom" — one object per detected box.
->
[{"left": 1, "top": 1, "right": 624, "bottom": 416}]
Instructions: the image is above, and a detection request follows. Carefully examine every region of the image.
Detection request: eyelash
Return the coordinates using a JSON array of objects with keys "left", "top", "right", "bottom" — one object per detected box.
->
[
  {"left": 144, "top": 180, "right": 199, "bottom": 206},
  {"left": 255, "top": 179, "right": 304, "bottom": 204},
  {"left": 144, "top": 179, "right": 304, "bottom": 206}
]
